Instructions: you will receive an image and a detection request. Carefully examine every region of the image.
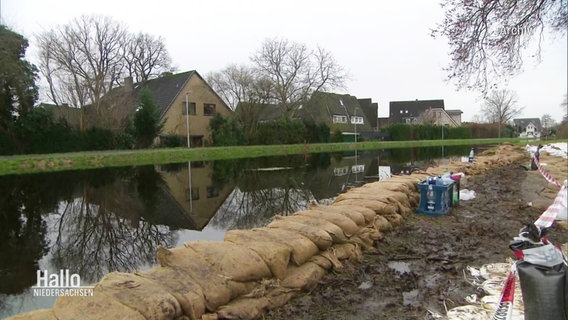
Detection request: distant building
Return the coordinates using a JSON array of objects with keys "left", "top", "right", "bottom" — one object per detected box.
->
[
  {"left": 389, "top": 99, "right": 445, "bottom": 124},
  {"left": 386, "top": 99, "right": 462, "bottom": 127},
  {"left": 513, "top": 118, "right": 542, "bottom": 138}
]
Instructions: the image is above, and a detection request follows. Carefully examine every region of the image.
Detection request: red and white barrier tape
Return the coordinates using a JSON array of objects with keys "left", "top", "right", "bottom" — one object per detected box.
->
[
  {"left": 534, "top": 182, "right": 568, "bottom": 229},
  {"left": 492, "top": 264, "right": 517, "bottom": 320},
  {"left": 532, "top": 154, "right": 562, "bottom": 188}
]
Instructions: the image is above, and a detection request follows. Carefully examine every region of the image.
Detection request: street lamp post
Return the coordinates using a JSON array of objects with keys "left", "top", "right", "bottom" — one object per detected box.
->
[{"left": 185, "top": 92, "right": 190, "bottom": 148}]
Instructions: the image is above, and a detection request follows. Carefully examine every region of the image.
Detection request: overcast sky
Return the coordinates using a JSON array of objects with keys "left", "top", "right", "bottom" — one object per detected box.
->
[{"left": 2, "top": 0, "right": 567, "bottom": 122}]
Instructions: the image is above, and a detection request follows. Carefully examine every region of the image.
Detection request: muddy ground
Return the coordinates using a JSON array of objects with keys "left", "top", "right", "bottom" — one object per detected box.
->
[{"left": 265, "top": 157, "right": 568, "bottom": 320}]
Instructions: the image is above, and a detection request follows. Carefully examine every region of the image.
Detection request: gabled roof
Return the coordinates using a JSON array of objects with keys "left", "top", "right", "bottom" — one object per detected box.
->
[
  {"left": 513, "top": 118, "right": 542, "bottom": 130},
  {"left": 133, "top": 71, "right": 195, "bottom": 117},
  {"left": 302, "top": 92, "right": 373, "bottom": 131},
  {"left": 389, "top": 99, "right": 445, "bottom": 123},
  {"left": 446, "top": 109, "right": 463, "bottom": 115}
]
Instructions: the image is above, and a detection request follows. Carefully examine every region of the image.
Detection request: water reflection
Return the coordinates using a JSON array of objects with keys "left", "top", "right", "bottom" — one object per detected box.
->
[{"left": 0, "top": 146, "right": 470, "bottom": 317}]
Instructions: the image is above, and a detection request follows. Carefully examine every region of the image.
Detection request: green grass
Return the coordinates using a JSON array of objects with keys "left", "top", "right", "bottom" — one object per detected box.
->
[{"left": 0, "top": 137, "right": 559, "bottom": 176}]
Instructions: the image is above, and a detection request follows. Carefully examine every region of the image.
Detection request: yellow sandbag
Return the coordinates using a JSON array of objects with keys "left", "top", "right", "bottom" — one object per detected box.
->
[
  {"left": 383, "top": 213, "right": 404, "bottom": 226},
  {"left": 216, "top": 297, "right": 269, "bottom": 320},
  {"left": 373, "top": 214, "right": 393, "bottom": 231},
  {"left": 96, "top": 271, "right": 183, "bottom": 320},
  {"left": 333, "top": 198, "right": 398, "bottom": 216},
  {"left": 307, "top": 249, "right": 344, "bottom": 271},
  {"left": 333, "top": 243, "right": 363, "bottom": 262},
  {"left": 223, "top": 229, "right": 291, "bottom": 280},
  {"left": 53, "top": 291, "right": 146, "bottom": 320},
  {"left": 157, "top": 246, "right": 238, "bottom": 311},
  {"left": 284, "top": 214, "right": 349, "bottom": 244},
  {"left": 4, "top": 309, "right": 58, "bottom": 320},
  {"left": 225, "top": 228, "right": 319, "bottom": 266},
  {"left": 267, "top": 216, "right": 333, "bottom": 250},
  {"left": 329, "top": 204, "right": 377, "bottom": 223},
  {"left": 184, "top": 241, "right": 272, "bottom": 282},
  {"left": 309, "top": 205, "right": 366, "bottom": 226},
  {"left": 335, "top": 192, "right": 406, "bottom": 209},
  {"left": 281, "top": 262, "right": 327, "bottom": 291},
  {"left": 295, "top": 210, "right": 360, "bottom": 236},
  {"left": 344, "top": 188, "right": 411, "bottom": 208},
  {"left": 135, "top": 267, "right": 206, "bottom": 320}
]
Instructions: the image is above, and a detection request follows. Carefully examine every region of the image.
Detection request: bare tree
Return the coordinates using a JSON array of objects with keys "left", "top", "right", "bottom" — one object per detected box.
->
[
  {"left": 207, "top": 64, "right": 274, "bottom": 137},
  {"left": 207, "top": 64, "right": 261, "bottom": 110},
  {"left": 251, "top": 38, "right": 348, "bottom": 120},
  {"left": 36, "top": 15, "right": 174, "bottom": 130},
  {"left": 37, "top": 15, "right": 127, "bottom": 114},
  {"left": 541, "top": 114, "right": 555, "bottom": 129},
  {"left": 432, "top": 0, "right": 567, "bottom": 94},
  {"left": 482, "top": 89, "right": 523, "bottom": 137},
  {"left": 418, "top": 108, "right": 437, "bottom": 124},
  {"left": 122, "top": 32, "right": 173, "bottom": 84}
]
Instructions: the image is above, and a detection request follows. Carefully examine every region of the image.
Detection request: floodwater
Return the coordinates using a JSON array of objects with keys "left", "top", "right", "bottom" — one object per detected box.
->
[{"left": 0, "top": 146, "right": 470, "bottom": 318}]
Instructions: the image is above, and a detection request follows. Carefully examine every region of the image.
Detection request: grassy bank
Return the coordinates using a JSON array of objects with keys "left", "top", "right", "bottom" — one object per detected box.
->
[{"left": 0, "top": 138, "right": 546, "bottom": 176}]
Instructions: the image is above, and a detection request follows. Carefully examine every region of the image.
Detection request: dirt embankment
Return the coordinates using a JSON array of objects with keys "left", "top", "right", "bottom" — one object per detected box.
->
[{"left": 266, "top": 145, "right": 568, "bottom": 320}]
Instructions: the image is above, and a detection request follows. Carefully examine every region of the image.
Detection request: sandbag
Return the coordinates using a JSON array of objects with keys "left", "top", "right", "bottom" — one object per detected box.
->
[
  {"left": 333, "top": 243, "right": 363, "bottom": 262},
  {"left": 157, "top": 246, "right": 243, "bottom": 311},
  {"left": 373, "top": 214, "right": 393, "bottom": 231},
  {"left": 53, "top": 291, "right": 146, "bottom": 320},
  {"left": 329, "top": 204, "right": 377, "bottom": 223},
  {"left": 184, "top": 241, "right": 272, "bottom": 282},
  {"left": 338, "top": 188, "right": 410, "bottom": 207},
  {"left": 267, "top": 216, "right": 333, "bottom": 250},
  {"left": 517, "top": 261, "right": 568, "bottom": 320},
  {"left": 332, "top": 198, "right": 398, "bottom": 216},
  {"left": 282, "top": 214, "right": 349, "bottom": 244},
  {"left": 383, "top": 213, "right": 404, "bottom": 226},
  {"left": 295, "top": 210, "right": 360, "bottom": 236},
  {"left": 136, "top": 267, "right": 207, "bottom": 320},
  {"left": 226, "top": 228, "right": 319, "bottom": 266},
  {"left": 216, "top": 296, "right": 269, "bottom": 320},
  {"left": 4, "top": 309, "right": 59, "bottom": 320},
  {"left": 223, "top": 229, "right": 292, "bottom": 280},
  {"left": 308, "top": 205, "right": 366, "bottom": 226},
  {"left": 281, "top": 262, "right": 327, "bottom": 291},
  {"left": 96, "top": 271, "right": 183, "bottom": 320}
]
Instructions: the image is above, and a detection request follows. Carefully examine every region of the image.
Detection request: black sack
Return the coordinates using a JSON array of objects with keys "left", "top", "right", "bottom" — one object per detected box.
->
[{"left": 517, "top": 260, "right": 568, "bottom": 320}]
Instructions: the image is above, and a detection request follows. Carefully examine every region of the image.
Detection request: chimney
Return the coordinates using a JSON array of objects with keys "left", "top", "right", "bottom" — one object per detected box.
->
[{"left": 124, "top": 76, "right": 134, "bottom": 92}]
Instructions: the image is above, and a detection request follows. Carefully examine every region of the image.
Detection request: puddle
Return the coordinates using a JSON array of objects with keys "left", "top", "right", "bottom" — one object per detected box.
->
[{"left": 387, "top": 261, "right": 411, "bottom": 274}]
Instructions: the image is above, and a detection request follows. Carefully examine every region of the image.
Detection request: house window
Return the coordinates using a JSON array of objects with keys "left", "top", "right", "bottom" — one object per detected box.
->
[
  {"left": 182, "top": 102, "right": 196, "bottom": 115},
  {"left": 204, "top": 103, "right": 216, "bottom": 116},
  {"left": 334, "top": 166, "right": 349, "bottom": 176},
  {"left": 350, "top": 116, "right": 364, "bottom": 124},
  {"left": 333, "top": 115, "right": 347, "bottom": 123},
  {"left": 206, "top": 186, "right": 219, "bottom": 198}
]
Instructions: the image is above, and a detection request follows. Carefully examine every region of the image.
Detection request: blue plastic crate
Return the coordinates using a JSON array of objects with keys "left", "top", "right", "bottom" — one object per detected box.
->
[{"left": 417, "top": 179, "right": 455, "bottom": 216}]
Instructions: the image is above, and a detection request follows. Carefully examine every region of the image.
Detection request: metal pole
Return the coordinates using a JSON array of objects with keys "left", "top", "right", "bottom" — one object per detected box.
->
[
  {"left": 185, "top": 93, "right": 190, "bottom": 148},
  {"left": 354, "top": 109, "right": 358, "bottom": 159}
]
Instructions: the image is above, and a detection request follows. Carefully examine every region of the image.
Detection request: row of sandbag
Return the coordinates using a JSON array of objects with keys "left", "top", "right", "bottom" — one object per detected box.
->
[
  {"left": 9, "top": 146, "right": 531, "bottom": 320},
  {"left": 7, "top": 174, "right": 427, "bottom": 320}
]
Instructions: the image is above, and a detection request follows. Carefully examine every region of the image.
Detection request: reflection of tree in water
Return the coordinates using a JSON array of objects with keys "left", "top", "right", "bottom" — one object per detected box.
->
[
  {"left": 50, "top": 167, "right": 177, "bottom": 283},
  {"left": 0, "top": 173, "right": 69, "bottom": 295},
  {"left": 211, "top": 156, "right": 315, "bottom": 230}
]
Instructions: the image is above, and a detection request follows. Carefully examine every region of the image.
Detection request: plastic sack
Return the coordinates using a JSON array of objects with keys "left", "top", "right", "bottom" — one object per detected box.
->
[{"left": 460, "top": 189, "right": 476, "bottom": 200}]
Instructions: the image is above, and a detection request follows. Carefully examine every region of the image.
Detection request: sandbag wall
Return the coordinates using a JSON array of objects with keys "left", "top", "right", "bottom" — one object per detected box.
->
[{"left": 7, "top": 143, "right": 529, "bottom": 320}]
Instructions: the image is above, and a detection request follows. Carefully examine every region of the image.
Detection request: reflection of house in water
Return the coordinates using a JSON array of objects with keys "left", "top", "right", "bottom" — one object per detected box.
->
[
  {"left": 157, "top": 162, "right": 234, "bottom": 231},
  {"left": 307, "top": 154, "right": 375, "bottom": 201}
]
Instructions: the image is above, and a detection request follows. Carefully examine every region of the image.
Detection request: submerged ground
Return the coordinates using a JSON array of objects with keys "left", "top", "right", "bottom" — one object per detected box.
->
[{"left": 265, "top": 152, "right": 568, "bottom": 320}]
